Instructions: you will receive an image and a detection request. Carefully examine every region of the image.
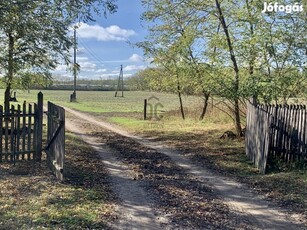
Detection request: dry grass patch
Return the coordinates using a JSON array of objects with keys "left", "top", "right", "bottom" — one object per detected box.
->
[{"left": 0, "top": 133, "right": 116, "bottom": 229}]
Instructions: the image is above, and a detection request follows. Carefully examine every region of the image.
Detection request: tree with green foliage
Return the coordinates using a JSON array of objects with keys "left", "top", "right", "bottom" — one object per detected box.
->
[
  {"left": 0, "top": 0, "right": 117, "bottom": 110},
  {"left": 126, "top": 70, "right": 151, "bottom": 91},
  {"left": 139, "top": 0, "right": 306, "bottom": 135},
  {"left": 139, "top": 0, "right": 215, "bottom": 120},
  {"left": 17, "top": 72, "right": 53, "bottom": 93}
]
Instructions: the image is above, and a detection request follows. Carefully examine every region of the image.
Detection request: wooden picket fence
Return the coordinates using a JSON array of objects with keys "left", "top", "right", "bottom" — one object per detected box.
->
[
  {"left": 45, "top": 102, "right": 65, "bottom": 181},
  {"left": 246, "top": 100, "right": 307, "bottom": 173},
  {"left": 0, "top": 92, "right": 65, "bottom": 181},
  {"left": 0, "top": 92, "right": 43, "bottom": 162}
]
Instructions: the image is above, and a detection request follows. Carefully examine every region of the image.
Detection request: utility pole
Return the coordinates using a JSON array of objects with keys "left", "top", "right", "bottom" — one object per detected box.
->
[
  {"left": 70, "top": 27, "right": 77, "bottom": 102},
  {"left": 115, "top": 65, "right": 124, "bottom": 97}
]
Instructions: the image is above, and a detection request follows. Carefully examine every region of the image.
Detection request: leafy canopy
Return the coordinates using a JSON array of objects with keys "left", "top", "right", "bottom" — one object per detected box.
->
[{"left": 0, "top": 0, "right": 117, "bottom": 88}]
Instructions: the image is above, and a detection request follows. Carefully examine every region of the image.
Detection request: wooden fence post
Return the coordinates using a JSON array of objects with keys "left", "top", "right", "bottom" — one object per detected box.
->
[
  {"left": 0, "top": 105, "right": 2, "bottom": 162},
  {"left": 252, "top": 96, "right": 257, "bottom": 105},
  {"left": 36, "top": 92, "right": 43, "bottom": 161},
  {"left": 144, "top": 99, "right": 147, "bottom": 120},
  {"left": 46, "top": 102, "right": 65, "bottom": 181}
]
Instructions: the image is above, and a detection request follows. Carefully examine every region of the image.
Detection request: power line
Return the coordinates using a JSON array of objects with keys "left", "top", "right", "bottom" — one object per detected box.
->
[{"left": 77, "top": 35, "right": 106, "bottom": 66}]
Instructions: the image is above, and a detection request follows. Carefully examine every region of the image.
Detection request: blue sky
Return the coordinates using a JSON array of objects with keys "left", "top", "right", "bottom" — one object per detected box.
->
[{"left": 54, "top": 0, "right": 148, "bottom": 80}]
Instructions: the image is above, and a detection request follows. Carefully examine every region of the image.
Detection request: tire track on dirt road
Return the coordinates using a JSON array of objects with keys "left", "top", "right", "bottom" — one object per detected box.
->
[
  {"left": 65, "top": 118, "right": 167, "bottom": 230},
  {"left": 64, "top": 107, "right": 306, "bottom": 230}
]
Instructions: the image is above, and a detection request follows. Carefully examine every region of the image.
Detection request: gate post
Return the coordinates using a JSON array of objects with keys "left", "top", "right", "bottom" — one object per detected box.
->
[
  {"left": 36, "top": 92, "right": 43, "bottom": 161},
  {"left": 144, "top": 99, "right": 147, "bottom": 120}
]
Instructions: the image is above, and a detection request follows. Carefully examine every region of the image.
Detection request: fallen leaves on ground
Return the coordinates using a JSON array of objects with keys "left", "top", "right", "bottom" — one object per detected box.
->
[{"left": 0, "top": 134, "right": 116, "bottom": 229}]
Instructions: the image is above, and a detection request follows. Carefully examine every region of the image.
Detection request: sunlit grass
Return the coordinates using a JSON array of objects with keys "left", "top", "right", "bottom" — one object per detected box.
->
[
  {"left": 0, "top": 133, "right": 114, "bottom": 229},
  {"left": 1, "top": 89, "right": 223, "bottom": 115},
  {"left": 3, "top": 89, "right": 235, "bottom": 132}
]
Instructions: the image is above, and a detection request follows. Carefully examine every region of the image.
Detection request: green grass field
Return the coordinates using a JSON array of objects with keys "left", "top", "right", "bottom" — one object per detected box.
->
[
  {"left": 1, "top": 89, "right": 233, "bottom": 133},
  {"left": 2, "top": 89, "right": 201, "bottom": 112}
]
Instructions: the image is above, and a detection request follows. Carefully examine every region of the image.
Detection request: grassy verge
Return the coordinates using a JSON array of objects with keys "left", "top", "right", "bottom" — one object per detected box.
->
[{"left": 0, "top": 132, "right": 116, "bottom": 229}]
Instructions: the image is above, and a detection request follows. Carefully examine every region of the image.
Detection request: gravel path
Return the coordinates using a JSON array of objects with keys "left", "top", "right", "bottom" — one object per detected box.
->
[{"left": 64, "top": 107, "right": 306, "bottom": 229}]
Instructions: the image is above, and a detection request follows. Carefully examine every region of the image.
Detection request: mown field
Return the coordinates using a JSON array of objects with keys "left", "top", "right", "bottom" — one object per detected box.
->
[
  {"left": 1, "top": 89, "right": 233, "bottom": 132},
  {"left": 1, "top": 89, "right": 307, "bottom": 224}
]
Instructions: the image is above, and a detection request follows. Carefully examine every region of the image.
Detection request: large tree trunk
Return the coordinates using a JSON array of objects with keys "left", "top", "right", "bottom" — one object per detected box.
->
[
  {"left": 199, "top": 91, "right": 210, "bottom": 120},
  {"left": 5, "top": 33, "right": 15, "bottom": 113},
  {"left": 215, "top": 0, "right": 242, "bottom": 136}
]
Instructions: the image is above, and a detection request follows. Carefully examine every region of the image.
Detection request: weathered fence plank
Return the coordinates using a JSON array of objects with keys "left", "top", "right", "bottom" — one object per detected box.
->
[
  {"left": 10, "top": 105, "right": 15, "bottom": 161},
  {"left": 27, "top": 104, "right": 32, "bottom": 159},
  {"left": 0, "top": 106, "right": 2, "bottom": 162},
  {"left": 246, "top": 101, "right": 307, "bottom": 173},
  {"left": 36, "top": 92, "right": 43, "bottom": 161},
  {"left": 0, "top": 93, "right": 43, "bottom": 162},
  {"left": 46, "top": 102, "right": 65, "bottom": 181},
  {"left": 246, "top": 101, "right": 271, "bottom": 173},
  {"left": 4, "top": 107, "right": 9, "bottom": 158},
  {"left": 22, "top": 101, "right": 26, "bottom": 158},
  {"left": 16, "top": 105, "right": 21, "bottom": 160},
  {"left": 304, "top": 106, "right": 306, "bottom": 156}
]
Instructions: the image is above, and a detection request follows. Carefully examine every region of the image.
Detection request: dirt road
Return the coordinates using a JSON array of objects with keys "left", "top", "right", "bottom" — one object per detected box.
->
[
  {"left": 65, "top": 119, "right": 166, "bottom": 229},
  {"left": 64, "top": 107, "right": 306, "bottom": 229}
]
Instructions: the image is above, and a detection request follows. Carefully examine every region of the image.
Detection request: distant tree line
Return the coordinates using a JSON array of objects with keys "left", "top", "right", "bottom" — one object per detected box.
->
[{"left": 42, "top": 78, "right": 119, "bottom": 91}]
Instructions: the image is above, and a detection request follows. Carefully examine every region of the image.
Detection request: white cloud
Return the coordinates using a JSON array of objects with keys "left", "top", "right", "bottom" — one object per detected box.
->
[
  {"left": 129, "top": 54, "right": 143, "bottom": 62},
  {"left": 92, "top": 73, "right": 133, "bottom": 79},
  {"left": 123, "top": 73, "right": 133, "bottom": 78},
  {"left": 94, "top": 73, "right": 118, "bottom": 79},
  {"left": 55, "top": 64, "right": 68, "bottom": 71},
  {"left": 76, "top": 23, "right": 136, "bottom": 41},
  {"left": 123, "top": 65, "right": 146, "bottom": 72},
  {"left": 146, "top": 57, "right": 154, "bottom": 63},
  {"left": 80, "top": 62, "right": 97, "bottom": 72},
  {"left": 77, "top": 56, "right": 89, "bottom": 61},
  {"left": 96, "top": 68, "right": 107, "bottom": 73}
]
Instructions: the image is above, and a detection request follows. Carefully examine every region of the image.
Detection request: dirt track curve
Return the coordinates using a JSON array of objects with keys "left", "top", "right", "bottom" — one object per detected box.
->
[{"left": 64, "top": 107, "right": 306, "bottom": 230}]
